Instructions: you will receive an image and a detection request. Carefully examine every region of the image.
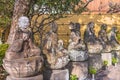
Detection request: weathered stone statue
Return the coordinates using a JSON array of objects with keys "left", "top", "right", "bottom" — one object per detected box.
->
[
  {"left": 3, "top": 16, "right": 43, "bottom": 79},
  {"left": 84, "top": 22, "right": 103, "bottom": 54},
  {"left": 43, "top": 21, "right": 69, "bottom": 69},
  {"left": 68, "top": 22, "right": 88, "bottom": 61},
  {"left": 98, "top": 24, "right": 112, "bottom": 52},
  {"left": 108, "top": 26, "right": 120, "bottom": 51}
]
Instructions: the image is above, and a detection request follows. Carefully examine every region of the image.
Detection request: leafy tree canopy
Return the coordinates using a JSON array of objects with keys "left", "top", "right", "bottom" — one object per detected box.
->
[
  {"left": 0, "top": 0, "right": 14, "bottom": 27},
  {"left": 0, "top": 0, "right": 92, "bottom": 43}
]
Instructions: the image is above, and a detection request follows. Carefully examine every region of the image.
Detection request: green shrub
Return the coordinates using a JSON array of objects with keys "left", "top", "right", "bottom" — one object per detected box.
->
[
  {"left": 116, "top": 32, "right": 120, "bottom": 41},
  {"left": 89, "top": 67, "right": 97, "bottom": 74},
  {"left": 0, "top": 44, "right": 9, "bottom": 66},
  {"left": 112, "top": 57, "right": 118, "bottom": 65},
  {"left": 103, "top": 60, "right": 108, "bottom": 66},
  {"left": 70, "top": 74, "right": 78, "bottom": 80}
]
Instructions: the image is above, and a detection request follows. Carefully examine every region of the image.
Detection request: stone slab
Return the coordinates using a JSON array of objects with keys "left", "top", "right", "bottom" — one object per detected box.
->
[
  {"left": 6, "top": 74, "right": 43, "bottom": 80},
  {"left": 65, "top": 61, "right": 88, "bottom": 80},
  {"left": 43, "top": 69, "right": 69, "bottom": 80},
  {"left": 71, "top": 62, "right": 88, "bottom": 80},
  {"left": 89, "top": 54, "right": 102, "bottom": 70},
  {"left": 101, "top": 53, "right": 112, "bottom": 66}
]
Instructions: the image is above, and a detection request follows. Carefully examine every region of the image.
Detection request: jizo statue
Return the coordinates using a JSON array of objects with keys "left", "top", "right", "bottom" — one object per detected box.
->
[
  {"left": 5, "top": 16, "right": 41, "bottom": 60},
  {"left": 43, "top": 21, "right": 69, "bottom": 69},
  {"left": 108, "top": 26, "right": 120, "bottom": 50},
  {"left": 68, "top": 22, "right": 88, "bottom": 61},
  {"left": 84, "top": 22, "right": 103, "bottom": 54},
  {"left": 98, "top": 24, "right": 112, "bottom": 52},
  {"left": 3, "top": 16, "right": 43, "bottom": 78}
]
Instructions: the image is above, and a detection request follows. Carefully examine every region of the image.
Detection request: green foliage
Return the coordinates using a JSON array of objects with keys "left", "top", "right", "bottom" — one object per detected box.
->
[
  {"left": 103, "top": 60, "right": 108, "bottom": 66},
  {"left": 116, "top": 31, "right": 120, "bottom": 41},
  {"left": 89, "top": 67, "right": 97, "bottom": 74},
  {"left": 112, "top": 57, "right": 118, "bottom": 65},
  {"left": 0, "top": 0, "right": 14, "bottom": 27},
  {"left": 34, "top": 0, "right": 92, "bottom": 15},
  {"left": 0, "top": 44, "right": 9, "bottom": 66},
  {"left": 70, "top": 74, "right": 78, "bottom": 80},
  {"left": 0, "top": 0, "right": 14, "bottom": 40}
]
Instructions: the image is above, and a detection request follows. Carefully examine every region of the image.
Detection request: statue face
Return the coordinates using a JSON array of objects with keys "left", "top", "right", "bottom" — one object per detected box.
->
[
  {"left": 69, "top": 22, "right": 75, "bottom": 30},
  {"left": 75, "top": 23, "right": 80, "bottom": 31},
  {"left": 101, "top": 24, "right": 107, "bottom": 31},
  {"left": 18, "top": 16, "right": 30, "bottom": 30},
  {"left": 112, "top": 27, "right": 117, "bottom": 33},
  {"left": 87, "top": 22, "right": 94, "bottom": 29},
  {"left": 50, "top": 22, "right": 58, "bottom": 33}
]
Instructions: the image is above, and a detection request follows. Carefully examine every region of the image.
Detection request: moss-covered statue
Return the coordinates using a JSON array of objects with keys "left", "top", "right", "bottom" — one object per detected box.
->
[
  {"left": 43, "top": 21, "right": 69, "bottom": 69},
  {"left": 84, "top": 22, "right": 103, "bottom": 54},
  {"left": 98, "top": 24, "right": 112, "bottom": 52},
  {"left": 3, "top": 16, "right": 43, "bottom": 78},
  {"left": 108, "top": 26, "right": 120, "bottom": 51},
  {"left": 68, "top": 22, "right": 88, "bottom": 61}
]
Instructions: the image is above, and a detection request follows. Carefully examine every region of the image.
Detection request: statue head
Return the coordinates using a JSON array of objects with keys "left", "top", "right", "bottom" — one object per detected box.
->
[
  {"left": 111, "top": 26, "right": 117, "bottom": 33},
  {"left": 50, "top": 21, "right": 58, "bottom": 33},
  {"left": 87, "top": 22, "right": 94, "bottom": 29},
  {"left": 18, "top": 16, "right": 30, "bottom": 30},
  {"left": 69, "top": 22, "right": 75, "bottom": 30},
  {"left": 101, "top": 24, "right": 107, "bottom": 31},
  {"left": 58, "top": 40, "right": 64, "bottom": 50},
  {"left": 75, "top": 23, "right": 80, "bottom": 31},
  {"left": 69, "top": 22, "right": 80, "bottom": 31}
]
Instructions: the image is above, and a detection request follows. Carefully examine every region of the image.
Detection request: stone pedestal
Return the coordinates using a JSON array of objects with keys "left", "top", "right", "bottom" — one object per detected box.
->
[
  {"left": 101, "top": 53, "right": 112, "bottom": 66},
  {"left": 6, "top": 74, "right": 43, "bottom": 80},
  {"left": 3, "top": 56, "right": 43, "bottom": 78},
  {"left": 113, "top": 50, "right": 120, "bottom": 65},
  {"left": 69, "top": 50, "right": 88, "bottom": 61},
  {"left": 43, "top": 69, "right": 69, "bottom": 80},
  {"left": 89, "top": 54, "right": 102, "bottom": 70},
  {"left": 71, "top": 62, "right": 88, "bottom": 80},
  {"left": 66, "top": 61, "right": 88, "bottom": 80}
]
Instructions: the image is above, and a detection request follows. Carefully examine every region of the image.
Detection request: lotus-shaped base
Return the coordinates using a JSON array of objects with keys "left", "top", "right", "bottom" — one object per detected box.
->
[
  {"left": 3, "top": 56, "right": 43, "bottom": 78},
  {"left": 87, "top": 43, "right": 103, "bottom": 54},
  {"left": 112, "top": 44, "right": 120, "bottom": 51},
  {"left": 69, "top": 50, "right": 88, "bottom": 61},
  {"left": 46, "top": 55, "right": 70, "bottom": 69}
]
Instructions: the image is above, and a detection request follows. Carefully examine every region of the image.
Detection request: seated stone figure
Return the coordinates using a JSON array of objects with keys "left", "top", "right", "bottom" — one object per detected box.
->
[
  {"left": 84, "top": 22, "right": 103, "bottom": 54},
  {"left": 43, "top": 22, "right": 69, "bottom": 69},
  {"left": 68, "top": 22, "right": 88, "bottom": 61},
  {"left": 3, "top": 16, "right": 43, "bottom": 78},
  {"left": 5, "top": 16, "right": 41, "bottom": 60},
  {"left": 108, "top": 26, "right": 120, "bottom": 50},
  {"left": 98, "top": 24, "right": 112, "bottom": 52}
]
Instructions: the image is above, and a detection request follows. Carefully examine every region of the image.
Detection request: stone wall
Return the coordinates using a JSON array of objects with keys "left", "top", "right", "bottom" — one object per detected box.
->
[{"left": 1, "top": 14, "right": 120, "bottom": 44}]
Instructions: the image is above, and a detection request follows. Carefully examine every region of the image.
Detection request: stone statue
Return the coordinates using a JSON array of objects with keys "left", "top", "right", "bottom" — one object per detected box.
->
[
  {"left": 68, "top": 22, "right": 88, "bottom": 61},
  {"left": 84, "top": 22, "right": 103, "bottom": 54},
  {"left": 98, "top": 24, "right": 112, "bottom": 52},
  {"left": 43, "top": 21, "right": 69, "bottom": 69},
  {"left": 108, "top": 26, "right": 120, "bottom": 50},
  {"left": 3, "top": 16, "right": 43, "bottom": 78}
]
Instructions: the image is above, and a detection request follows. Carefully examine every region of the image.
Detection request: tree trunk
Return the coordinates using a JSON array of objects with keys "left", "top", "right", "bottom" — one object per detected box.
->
[{"left": 7, "top": 0, "right": 32, "bottom": 44}]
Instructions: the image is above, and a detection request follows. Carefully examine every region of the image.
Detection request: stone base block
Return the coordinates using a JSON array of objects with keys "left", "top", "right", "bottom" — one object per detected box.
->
[
  {"left": 101, "top": 53, "right": 112, "bottom": 66},
  {"left": 43, "top": 69, "right": 69, "bottom": 80},
  {"left": 89, "top": 54, "right": 102, "bottom": 70},
  {"left": 71, "top": 62, "right": 88, "bottom": 80},
  {"left": 6, "top": 74, "right": 43, "bottom": 80},
  {"left": 65, "top": 61, "right": 88, "bottom": 80}
]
